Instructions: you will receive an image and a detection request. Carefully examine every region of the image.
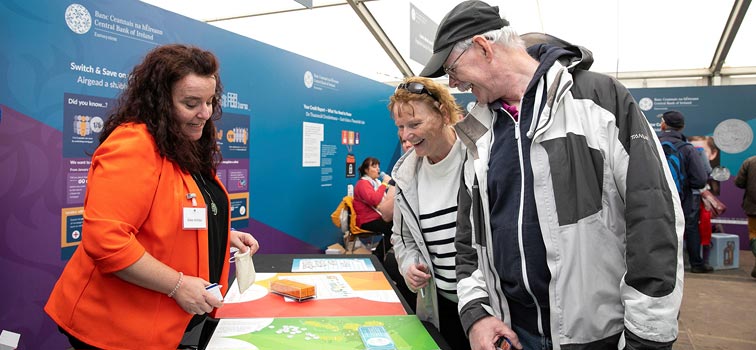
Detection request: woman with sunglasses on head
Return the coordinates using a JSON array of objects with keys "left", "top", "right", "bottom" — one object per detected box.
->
[{"left": 388, "top": 77, "right": 469, "bottom": 350}]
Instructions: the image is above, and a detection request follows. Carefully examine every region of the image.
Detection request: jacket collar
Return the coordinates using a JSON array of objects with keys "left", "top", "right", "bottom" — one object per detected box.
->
[{"left": 454, "top": 102, "right": 495, "bottom": 160}]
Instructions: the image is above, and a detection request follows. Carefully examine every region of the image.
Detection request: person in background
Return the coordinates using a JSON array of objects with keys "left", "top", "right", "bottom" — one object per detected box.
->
[
  {"left": 389, "top": 76, "right": 468, "bottom": 349},
  {"left": 420, "top": 1, "right": 684, "bottom": 349},
  {"left": 381, "top": 133, "right": 418, "bottom": 313},
  {"left": 44, "top": 44, "right": 259, "bottom": 350},
  {"left": 400, "top": 133, "right": 414, "bottom": 153},
  {"left": 689, "top": 135, "right": 715, "bottom": 264},
  {"left": 694, "top": 135, "right": 721, "bottom": 167},
  {"left": 659, "top": 111, "right": 711, "bottom": 273},
  {"left": 735, "top": 155, "right": 756, "bottom": 278},
  {"left": 354, "top": 157, "right": 393, "bottom": 261}
]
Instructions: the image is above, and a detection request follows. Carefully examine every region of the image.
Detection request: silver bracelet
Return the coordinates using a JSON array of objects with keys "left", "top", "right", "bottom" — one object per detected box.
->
[{"left": 167, "top": 272, "right": 183, "bottom": 298}]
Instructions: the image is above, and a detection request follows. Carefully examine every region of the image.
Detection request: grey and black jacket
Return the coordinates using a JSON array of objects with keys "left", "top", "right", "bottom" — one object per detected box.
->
[{"left": 453, "top": 42, "right": 684, "bottom": 349}]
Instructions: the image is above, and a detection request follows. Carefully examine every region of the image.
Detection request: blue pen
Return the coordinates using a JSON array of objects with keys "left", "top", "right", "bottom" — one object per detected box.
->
[{"left": 205, "top": 283, "right": 218, "bottom": 290}]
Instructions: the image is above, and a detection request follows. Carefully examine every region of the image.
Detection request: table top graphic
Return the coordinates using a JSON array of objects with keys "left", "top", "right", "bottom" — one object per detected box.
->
[
  {"left": 206, "top": 315, "right": 440, "bottom": 350},
  {"left": 215, "top": 271, "right": 407, "bottom": 318}
]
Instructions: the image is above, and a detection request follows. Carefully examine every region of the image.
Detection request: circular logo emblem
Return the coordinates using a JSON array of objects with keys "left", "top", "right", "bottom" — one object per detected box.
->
[
  {"left": 239, "top": 205, "right": 246, "bottom": 216},
  {"left": 638, "top": 97, "right": 653, "bottom": 111},
  {"left": 72, "top": 230, "right": 81, "bottom": 240},
  {"left": 713, "top": 118, "right": 753, "bottom": 154},
  {"left": 90, "top": 116, "right": 104, "bottom": 133},
  {"left": 711, "top": 166, "right": 731, "bottom": 181},
  {"left": 303, "top": 71, "right": 314, "bottom": 89},
  {"left": 65, "top": 4, "right": 92, "bottom": 35}
]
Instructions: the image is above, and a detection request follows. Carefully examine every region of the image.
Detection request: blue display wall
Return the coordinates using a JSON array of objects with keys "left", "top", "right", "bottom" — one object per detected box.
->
[{"left": 0, "top": 0, "right": 398, "bottom": 347}]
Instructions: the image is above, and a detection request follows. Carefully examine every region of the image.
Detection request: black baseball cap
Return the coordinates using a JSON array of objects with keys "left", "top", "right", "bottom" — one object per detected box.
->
[
  {"left": 661, "top": 110, "right": 685, "bottom": 128},
  {"left": 420, "top": 0, "right": 509, "bottom": 78}
]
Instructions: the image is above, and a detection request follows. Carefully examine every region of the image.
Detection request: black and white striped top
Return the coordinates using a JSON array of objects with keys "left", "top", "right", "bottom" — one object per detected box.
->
[{"left": 417, "top": 138, "right": 464, "bottom": 302}]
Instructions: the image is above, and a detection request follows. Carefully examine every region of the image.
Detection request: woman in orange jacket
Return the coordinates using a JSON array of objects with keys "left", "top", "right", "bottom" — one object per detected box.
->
[{"left": 44, "top": 44, "right": 259, "bottom": 350}]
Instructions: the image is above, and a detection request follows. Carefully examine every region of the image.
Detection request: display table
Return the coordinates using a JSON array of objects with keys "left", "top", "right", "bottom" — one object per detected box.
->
[
  {"left": 215, "top": 271, "right": 407, "bottom": 318},
  {"left": 197, "top": 254, "right": 450, "bottom": 350},
  {"left": 237, "top": 254, "right": 412, "bottom": 313}
]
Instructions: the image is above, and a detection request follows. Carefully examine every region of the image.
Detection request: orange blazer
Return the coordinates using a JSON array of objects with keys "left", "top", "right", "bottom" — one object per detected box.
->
[{"left": 45, "top": 123, "right": 231, "bottom": 349}]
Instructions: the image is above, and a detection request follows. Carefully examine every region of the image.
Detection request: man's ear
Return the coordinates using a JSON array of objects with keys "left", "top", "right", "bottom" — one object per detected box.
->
[{"left": 472, "top": 35, "right": 491, "bottom": 58}]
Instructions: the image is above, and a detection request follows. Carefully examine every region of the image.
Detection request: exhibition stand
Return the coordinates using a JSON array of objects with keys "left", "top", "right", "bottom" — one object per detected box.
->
[{"left": 198, "top": 254, "right": 449, "bottom": 350}]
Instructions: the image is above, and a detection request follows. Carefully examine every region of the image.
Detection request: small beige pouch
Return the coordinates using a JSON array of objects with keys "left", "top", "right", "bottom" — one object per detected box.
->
[{"left": 234, "top": 247, "right": 256, "bottom": 294}]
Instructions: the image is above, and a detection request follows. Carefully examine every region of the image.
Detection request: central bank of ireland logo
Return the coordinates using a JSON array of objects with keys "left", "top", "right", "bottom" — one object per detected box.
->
[
  {"left": 638, "top": 97, "right": 653, "bottom": 111},
  {"left": 65, "top": 3, "right": 92, "bottom": 35},
  {"left": 466, "top": 101, "right": 476, "bottom": 113},
  {"left": 304, "top": 71, "right": 314, "bottom": 89}
]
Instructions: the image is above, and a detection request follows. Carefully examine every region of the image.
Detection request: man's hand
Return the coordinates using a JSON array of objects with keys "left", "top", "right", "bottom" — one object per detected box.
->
[{"left": 468, "top": 316, "right": 521, "bottom": 350}]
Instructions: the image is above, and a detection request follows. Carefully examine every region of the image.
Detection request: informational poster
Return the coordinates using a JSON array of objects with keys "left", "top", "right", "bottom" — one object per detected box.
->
[
  {"left": 303, "top": 121, "right": 324, "bottom": 167},
  {"left": 216, "top": 111, "right": 251, "bottom": 227}
]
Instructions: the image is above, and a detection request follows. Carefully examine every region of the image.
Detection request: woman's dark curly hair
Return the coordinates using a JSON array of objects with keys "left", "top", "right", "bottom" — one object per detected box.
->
[{"left": 99, "top": 44, "right": 223, "bottom": 177}]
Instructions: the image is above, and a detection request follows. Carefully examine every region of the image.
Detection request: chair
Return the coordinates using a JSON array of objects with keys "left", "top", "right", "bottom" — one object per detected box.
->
[{"left": 331, "top": 195, "right": 385, "bottom": 255}]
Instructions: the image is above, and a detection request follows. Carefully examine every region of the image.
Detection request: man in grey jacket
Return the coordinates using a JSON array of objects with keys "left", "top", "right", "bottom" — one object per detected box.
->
[{"left": 420, "top": 1, "right": 684, "bottom": 349}]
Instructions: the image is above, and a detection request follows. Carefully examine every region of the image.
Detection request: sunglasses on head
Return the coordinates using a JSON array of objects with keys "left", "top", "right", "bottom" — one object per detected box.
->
[{"left": 396, "top": 82, "right": 438, "bottom": 102}]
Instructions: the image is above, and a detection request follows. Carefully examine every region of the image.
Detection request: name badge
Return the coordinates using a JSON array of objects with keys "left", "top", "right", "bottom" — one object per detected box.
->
[{"left": 183, "top": 207, "right": 208, "bottom": 229}]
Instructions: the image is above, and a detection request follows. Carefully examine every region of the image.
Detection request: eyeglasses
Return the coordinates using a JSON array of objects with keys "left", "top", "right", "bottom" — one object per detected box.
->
[
  {"left": 444, "top": 45, "right": 470, "bottom": 79},
  {"left": 396, "top": 82, "right": 438, "bottom": 102}
]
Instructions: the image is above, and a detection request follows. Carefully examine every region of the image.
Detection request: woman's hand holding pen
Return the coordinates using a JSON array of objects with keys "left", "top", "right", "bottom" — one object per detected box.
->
[{"left": 406, "top": 255, "right": 430, "bottom": 292}]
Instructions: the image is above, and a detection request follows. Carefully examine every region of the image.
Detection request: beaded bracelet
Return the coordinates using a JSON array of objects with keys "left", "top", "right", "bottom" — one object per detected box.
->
[{"left": 167, "top": 272, "right": 183, "bottom": 298}]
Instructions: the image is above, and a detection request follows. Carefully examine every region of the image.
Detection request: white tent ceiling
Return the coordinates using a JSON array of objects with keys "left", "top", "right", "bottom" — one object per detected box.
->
[{"left": 141, "top": 0, "right": 755, "bottom": 87}]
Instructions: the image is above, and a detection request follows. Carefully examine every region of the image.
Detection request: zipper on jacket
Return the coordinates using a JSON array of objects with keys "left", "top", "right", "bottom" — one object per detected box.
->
[
  {"left": 472, "top": 179, "right": 484, "bottom": 245},
  {"left": 512, "top": 111, "right": 544, "bottom": 336},
  {"left": 514, "top": 120, "right": 521, "bottom": 140}
]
